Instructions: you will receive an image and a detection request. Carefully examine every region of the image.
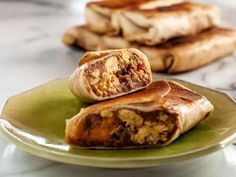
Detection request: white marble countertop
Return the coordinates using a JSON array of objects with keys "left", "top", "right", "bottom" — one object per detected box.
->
[{"left": 0, "top": 0, "right": 236, "bottom": 176}]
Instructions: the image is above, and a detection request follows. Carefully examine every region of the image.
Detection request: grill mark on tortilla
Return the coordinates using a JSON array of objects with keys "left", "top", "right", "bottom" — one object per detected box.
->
[{"left": 87, "top": 0, "right": 152, "bottom": 9}]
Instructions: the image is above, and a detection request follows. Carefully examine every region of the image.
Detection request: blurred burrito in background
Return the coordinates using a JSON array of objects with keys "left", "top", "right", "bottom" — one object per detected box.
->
[{"left": 62, "top": 25, "right": 236, "bottom": 73}]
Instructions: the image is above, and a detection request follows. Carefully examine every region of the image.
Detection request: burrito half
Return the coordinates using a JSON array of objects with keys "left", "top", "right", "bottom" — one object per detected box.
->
[
  {"left": 66, "top": 80, "right": 213, "bottom": 148},
  {"left": 69, "top": 48, "right": 152, "bottom": 102}
]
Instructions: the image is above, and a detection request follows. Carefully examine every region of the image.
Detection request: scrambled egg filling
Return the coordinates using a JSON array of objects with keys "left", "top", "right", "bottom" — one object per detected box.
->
[
  {"left": 98, "top": 108, "right": 175, "bottom": 145},
  {"left": 132, "top": 122, "right": 169, "bottom": 144}
]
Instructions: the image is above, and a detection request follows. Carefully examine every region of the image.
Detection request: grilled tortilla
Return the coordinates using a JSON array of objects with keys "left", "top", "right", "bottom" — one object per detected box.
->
[
  {"left": 69, "top": 48, "right": 152, "bottom": 102},
  {"left": 62, "top": 25, "right": 236, "bottom": 73},
  {"left": 119, "top": 2, "right": 220, "bottom": 45},
  {"left": 140, "top": 27, "right": 236, "bottom": 73},
  {"left": 85, "top": 0, "right": 186, "bottom": 35},
  {"left": 66, "top": 80, "right": 213, "bottom": 149},
  {"left": 62, "top": 25, "right": 101, "bottom": 50},
  {"left": 62, "top": 25, "right": 130, "bottom": 50}
]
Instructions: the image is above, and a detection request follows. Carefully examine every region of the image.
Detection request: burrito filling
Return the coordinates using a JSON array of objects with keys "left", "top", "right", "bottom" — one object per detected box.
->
[
  {"left": 79, "top": 108, "right": 177, "bottom": 147},
  {"left": 84, "top": 52, "right": 151, "bottom": 97}
]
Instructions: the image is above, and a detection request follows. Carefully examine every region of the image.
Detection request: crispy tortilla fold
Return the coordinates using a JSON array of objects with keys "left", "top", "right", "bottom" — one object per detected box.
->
[
  {"left": 85, "top": 0, "right": 186, "bottom": 35},
  {"left": 119, "top": 2, "right": 220, "bottom": 45},
  {"left": 66, "top": 80, "right": 213, "bottom": 149}
]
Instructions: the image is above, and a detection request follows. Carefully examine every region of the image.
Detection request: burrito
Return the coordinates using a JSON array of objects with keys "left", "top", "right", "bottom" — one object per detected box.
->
[
  {"left": 119, "top": 2, "right": 220, "bottom": 45},
  {"left": 62, "top": 25, "right": 236, "bottom": 73},
  {"left": 85, "top": 0, "right": 186, "bottom": 35},
  {"left": 140, "top": 27, "right": 236, "bottom": 73},
  {"left": 69, "top": 48, "right": 152, "bottom": 102},
  {"left": 66, "top": 80, "right": 213, "bottom": 148}
]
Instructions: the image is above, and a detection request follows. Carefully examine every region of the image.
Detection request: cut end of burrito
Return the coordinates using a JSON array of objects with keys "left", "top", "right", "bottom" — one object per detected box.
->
[
  {"left": 66, "top": 80, "right": 214, "bottom": 149},
  {"left": 66, "top": 109, "right": 177, "bottom": 148},
  {"left": 69, "top": 48, "right": 152, "bottom": 102}
]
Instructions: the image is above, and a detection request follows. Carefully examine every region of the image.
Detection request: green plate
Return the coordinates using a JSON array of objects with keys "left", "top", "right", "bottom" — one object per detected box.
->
[{"left": 1, "top": 79, "right": 236, "bottom": 168}]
